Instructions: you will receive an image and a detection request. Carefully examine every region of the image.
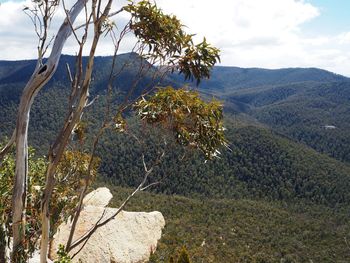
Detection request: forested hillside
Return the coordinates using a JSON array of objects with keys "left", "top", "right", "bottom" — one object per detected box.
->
[
  {"left": 1, "top": 54, "right": 350, "bottom": 207},
  {"left": 197, "top": 66, "right": 347, "bottom": 91},
  {"left": 106, "top": 185, "right": 350, "bottom": 263},
  {"left": 96, "top": 118, "right": 350, "bottom": 207},
  {"left": 212, "top": 81, "right": 350, "bottom": 164},
  {"left": 1, "top": 54, "right": 350, "bottom": 262},
  {"left": 196, "top": 68, "right": 350, "bottom": 164}
]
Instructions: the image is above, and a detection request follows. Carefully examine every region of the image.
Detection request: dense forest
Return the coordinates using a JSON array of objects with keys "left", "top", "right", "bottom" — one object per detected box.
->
[
  {"left": 106, "top": 185, "right": 350, "bottom": 263},
  {"left": 1, "top": 54, "right": 350, "bottom": 262},
  {"left": 93, "top": 118, "right": 350, "bottom": 207}
]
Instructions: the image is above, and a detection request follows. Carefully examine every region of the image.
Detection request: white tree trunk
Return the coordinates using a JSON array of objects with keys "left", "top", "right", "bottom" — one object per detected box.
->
[{"left": 11, "top": 0, "right": 87, "bottom": 260}]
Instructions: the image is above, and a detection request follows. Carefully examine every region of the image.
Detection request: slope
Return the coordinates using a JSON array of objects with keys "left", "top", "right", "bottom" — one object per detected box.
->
[
  {"left": 197, "top": 66, "right": 348, "bottom": 92},
  {"left": 219, "top": 81, "right": 350, "bottom": 163},
  {"left": 106, "top": 185, "right": 350, "bottom": 263},
  {"left": 97, "top": 118, "right": 350, "bottom": 207},
  {"left": 1, "top": 55, "right": 350, "bottom": 208}
]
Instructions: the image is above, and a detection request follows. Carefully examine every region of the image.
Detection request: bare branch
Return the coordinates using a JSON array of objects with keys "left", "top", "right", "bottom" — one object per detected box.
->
[
  {"left": 84, "top": 95, "right": 100, "bottom": 108},
  {"left": 69, "top": 140, "right": 167, "bottom": 252},
  {"left": 62, "top": 0, "right": 82, "bottom": 45},
  {"left": 66, "top": 63, "right": 74, "bottom": 84},
  {"left": 74, "top": 7, "right": 124, "bottom": 31},
  {"left": 142, "top": 154, "right": 149, "bottom": 172},
  {"left": 0, "top": 129, "right": 16, "bottom": 163},
  {"left": 140, "top": 182, "right": 160, "bottom": 191},
  {"left": 70, "top": 208, "right": 107, "bottom": 259}
]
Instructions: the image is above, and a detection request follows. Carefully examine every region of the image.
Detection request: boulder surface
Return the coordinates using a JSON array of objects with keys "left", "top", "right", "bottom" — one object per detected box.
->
[{"left": 50, "top": 188, "right": 165, "bottom": 263}]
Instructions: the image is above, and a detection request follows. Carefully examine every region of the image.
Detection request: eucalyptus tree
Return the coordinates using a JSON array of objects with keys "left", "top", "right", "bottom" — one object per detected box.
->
[{"left": 0, "top": 0, "right": 225, "bottom": 262}]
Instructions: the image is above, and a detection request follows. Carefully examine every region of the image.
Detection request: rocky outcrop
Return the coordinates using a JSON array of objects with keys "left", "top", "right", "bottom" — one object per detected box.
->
[
  {"left": 50, "top": 188, "right": 165, "bottom": 263},
  {"left": 83, "top": 187, "right": 113, "bottom": 207}
]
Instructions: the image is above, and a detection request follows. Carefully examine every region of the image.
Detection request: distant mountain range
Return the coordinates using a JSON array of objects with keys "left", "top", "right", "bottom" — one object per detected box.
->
[
  {"left": 197, "top": 66, "right": 348, "bottom": 91},
  {"left": 1, "top": 53, "right": 350, "bottom": 207},
  {"left": 199, "top": 67, "right": 350, "bottom": 164}
]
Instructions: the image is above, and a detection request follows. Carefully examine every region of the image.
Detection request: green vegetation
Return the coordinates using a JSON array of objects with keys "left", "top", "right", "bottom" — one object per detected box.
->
[
  {"left": 1, "top": 55, "right": 350, "bottom": 166},
  {"left": 95, "top": 119, "right": 350, "bottom": 207},
  {"left": 1, "top": 55, "right": 350, "bottom": 262},
  {"left": 0, "top": 149, "right": 98, "bottom": 261},
  {"left": 54, "top": 245, "right": 72, "bottom": 263},
  {"left": 1, "top": 57, "right": 350, "bottom": 207},
  {"left": 105, "top": 185, "right": 350, "bottom": 263},
  {"left": 207, "top": 80, "right": 350, "bottom": 164},
  {"left": 176, "top": 247, "right": 192, "bottom": 263},
  {"left": 135, "top": 87, "right": 227, "bottom": 159},
  {"left": 0, "top": 148, "right": 47, "bottom": 261},
  {"left": 250, "top": 82, "right": 350, "bottom": 163}
]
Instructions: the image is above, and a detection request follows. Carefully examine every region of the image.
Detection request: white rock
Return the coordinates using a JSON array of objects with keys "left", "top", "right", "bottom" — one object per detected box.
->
[
  {"left": 83, "top": 187, "right": 113, "bottom": 207},
  {"left": 50, "top": 188, "right": 165, "bottom": 263}
]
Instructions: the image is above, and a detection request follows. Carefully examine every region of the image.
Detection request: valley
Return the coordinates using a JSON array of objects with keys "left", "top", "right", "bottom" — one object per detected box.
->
[{"left": 1, "top": 54, "right": 350, "bottom": 262}]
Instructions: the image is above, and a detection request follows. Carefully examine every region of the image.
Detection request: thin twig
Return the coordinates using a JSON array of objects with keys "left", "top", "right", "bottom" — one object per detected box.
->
[
  {"left": 69, "top": 143, "right": 166, "bottom": 251},
  {"left": 0, "top": 129, "right": 16, "bottom": 163},
  {"left": 74, "top": 7, "right": 124, "bottom": 31}
]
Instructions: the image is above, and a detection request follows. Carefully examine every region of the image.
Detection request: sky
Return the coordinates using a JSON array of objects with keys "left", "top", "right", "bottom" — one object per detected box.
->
[{"left": 1, "top": 0, "right": 350, "bottom": 76}]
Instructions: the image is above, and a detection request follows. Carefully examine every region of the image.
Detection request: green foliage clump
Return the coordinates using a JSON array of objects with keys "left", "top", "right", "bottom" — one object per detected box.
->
[
  {"left": 125, "top": 0, "right": 220, "bottom": 84},
  {"left": 54, "top": 244, "right": 72, "bottom": 263},
  {"left": 0, "top": 147, "right": 99, "bottom": 261},
  {"left": 135, "top": 87, "right": 227, "bottom": 159},
  {"left": 148, "top": 251, "right": 159, "bottom": 263},
  {"left": 125, "top": 0, "right": 185, "bottom": 57},
  {"left": 0, "top": 147, "right": 47, "bottom": 261},
  {"left": 178, "top": 38, "right": 220, "bottom": 85},
  {"left": 176, "top": 247, "right": 191, "bottom": 263},
  {"left": 53, "top": 151, "right": 100, "bottom": 224}
]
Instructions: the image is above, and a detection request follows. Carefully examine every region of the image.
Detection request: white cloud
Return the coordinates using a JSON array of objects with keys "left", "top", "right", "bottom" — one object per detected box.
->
[
  {"left": 337, "top": 32, "right": 350, "bottom": 45},
  {"left": 156, "top": 0, "right": 319, "bottom": 42},
  {"left": 1, "top": 0, "right": 350, "bottom": 76},
  {"left": 0, "top": 0, "right": 37, "bottom": 59},
  {"left": 0, "top": 0, "right": 131, "bottom": 59}
]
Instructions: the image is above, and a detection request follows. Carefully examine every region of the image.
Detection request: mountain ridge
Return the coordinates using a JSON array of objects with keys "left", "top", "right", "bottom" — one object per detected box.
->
[
  {"left": 1, "top": 53, "right": 348, "bottom": 87},
  {"left": 1, "top": 53, "right": 350, "bottom": 207}
]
